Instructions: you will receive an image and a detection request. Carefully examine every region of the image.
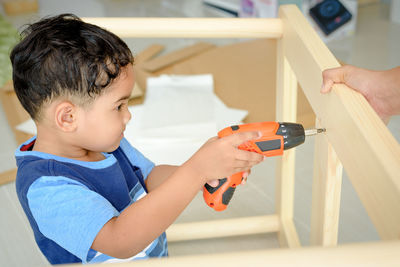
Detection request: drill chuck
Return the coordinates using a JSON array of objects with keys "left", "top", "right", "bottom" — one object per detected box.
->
[{"left": 275, "top": 122, "right": 305, "bottom": 150}]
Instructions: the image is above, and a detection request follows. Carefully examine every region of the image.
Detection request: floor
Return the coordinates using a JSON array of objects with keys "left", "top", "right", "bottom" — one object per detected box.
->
[{"left": 0, "top": 1, "right": 399, "bottom": 266}]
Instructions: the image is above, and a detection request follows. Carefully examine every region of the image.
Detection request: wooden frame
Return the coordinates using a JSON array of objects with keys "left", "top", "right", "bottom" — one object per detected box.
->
[{"left": 18, "top": 4, "right": 400, "bottom": 265}]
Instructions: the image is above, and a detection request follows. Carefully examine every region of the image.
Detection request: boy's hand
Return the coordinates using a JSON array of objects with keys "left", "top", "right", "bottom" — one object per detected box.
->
[{"left": 186, "top": 131, "right": 264, "bottom": 184}]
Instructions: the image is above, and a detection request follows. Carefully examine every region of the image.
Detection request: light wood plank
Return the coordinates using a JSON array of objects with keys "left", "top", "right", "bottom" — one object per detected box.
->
[
  {"left": 82, "top": 18, "right": 283, "bottom": 38},
  {"left": 141, "top": 42, "right": 215, "bottom": 72},
  {"left": 310, "top": 119, "right": 343, "bottom": 246},
  {"left": 275, "top": 37, "right": 299, "bottom": 247},
  {"left": 0, "top": 168, "right": 17, "bottom": 186},
  {"left": 134, "top": 44, "right": 165, "bottom": 64},
  {"left": 0, "top": 82, "right": 33, "bottom": 144},
  {"left": 167, "top": 215, "right": 279, "bottom": 242},
  {"left": 280, "top": 219, "right": 301, "bottom": 248},
  {"left": 279, "top": 4, "right": 400, "bottom": 240},
  {"left": 61, "top": 241, "right": 400, "bottom": 267}
]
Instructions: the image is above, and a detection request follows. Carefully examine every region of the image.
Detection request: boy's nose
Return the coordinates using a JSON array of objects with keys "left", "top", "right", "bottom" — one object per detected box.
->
[{"left": 123, "top": 109, "right": 132, "bottom": 124}]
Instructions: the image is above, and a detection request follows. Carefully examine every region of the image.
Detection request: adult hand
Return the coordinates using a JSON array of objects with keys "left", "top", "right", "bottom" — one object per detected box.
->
[{"left": 321, "top": 65, "right": 400, "bottom": 123}]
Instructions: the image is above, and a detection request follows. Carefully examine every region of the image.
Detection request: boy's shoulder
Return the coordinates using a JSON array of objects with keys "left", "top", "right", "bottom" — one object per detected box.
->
[
  {"left": 15, "top": 150, "right": 55, "bottom": 194},
  {"left": 15, "top": 138, "right": 53, "bottom": 177},
  {"left": 14, "top": 137, "right": 153, "bottom": 185},
  {"left": 14, "top": 137, "right": 104, "bottom": 191}
]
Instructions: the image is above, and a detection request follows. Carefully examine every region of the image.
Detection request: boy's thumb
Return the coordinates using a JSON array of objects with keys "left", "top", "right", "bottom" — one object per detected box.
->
[{"left": 230, "top": 131, "right": 261, "bottom": 146}]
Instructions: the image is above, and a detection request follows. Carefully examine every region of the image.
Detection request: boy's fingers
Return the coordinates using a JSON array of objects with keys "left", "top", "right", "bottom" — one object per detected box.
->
[
  {"left": 228, "top": 131, "right": 261, "bottom": 147},
  {"left": 207, "top": 179, "right": 219, "bottom": 187},
  {"left": 234, "top": 166, "right": 256, "bottom": 174},
  {"left": 233, "top": 159, "right": 263, "bottom": 174},
  {"left": 207, "top": 136, "right": 219, "bottom": 143},
  {"left": 242, "top": 170, "right": 251, "bottom": 184},
  {"left": 235, "top": 149, "right": 264, "bottom": 163}
]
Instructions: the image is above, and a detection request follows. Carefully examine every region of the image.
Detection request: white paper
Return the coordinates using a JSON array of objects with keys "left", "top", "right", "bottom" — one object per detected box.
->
[
  {"left": 124, "top": 74, "right": 248, "bottom": 165},
  {"left": 15, "top": 118, "right": 36, "bottom": 135},
  {"left": 141, "top": 74, "right": 216, "bottom": 129}
]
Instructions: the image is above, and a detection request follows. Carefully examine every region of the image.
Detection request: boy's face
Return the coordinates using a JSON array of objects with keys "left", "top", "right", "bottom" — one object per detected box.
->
[{"left": 76, "top": 64, "right": 134, "bottom": 153}]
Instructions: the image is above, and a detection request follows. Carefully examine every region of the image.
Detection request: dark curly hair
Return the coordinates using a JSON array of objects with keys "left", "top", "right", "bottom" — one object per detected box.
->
[{"left": 10, "top": 14, "right": 134, "bottom": 121}]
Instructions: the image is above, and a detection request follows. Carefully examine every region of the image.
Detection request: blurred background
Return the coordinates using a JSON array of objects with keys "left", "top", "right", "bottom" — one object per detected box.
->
[{"left": 0, "top": 0, "right": 399, "bottom": 266}]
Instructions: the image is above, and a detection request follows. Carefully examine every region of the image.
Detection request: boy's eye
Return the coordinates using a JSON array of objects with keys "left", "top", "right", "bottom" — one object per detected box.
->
[{"left": 116, "top": 100, "right": 129, "bottom": 111}]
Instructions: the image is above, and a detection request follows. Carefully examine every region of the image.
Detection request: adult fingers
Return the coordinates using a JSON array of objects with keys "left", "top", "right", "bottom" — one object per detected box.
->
[
  {"left": 321, "top": 66, "right": 347, "bottom": 93},
  {"left": 321, "top": 79, "right": 334, "bottom": 94}
]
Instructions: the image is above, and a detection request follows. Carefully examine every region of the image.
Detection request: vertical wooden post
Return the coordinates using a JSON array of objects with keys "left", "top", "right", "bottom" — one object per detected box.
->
[
  {"left": 275, "top": 38, "right": 300, "bottom": 248},
  {"left": 279, "top": 5, "right": 400, "bottom": 240},
  {"left": 310, "top": 119, "right": 343, "bottom": 246}
]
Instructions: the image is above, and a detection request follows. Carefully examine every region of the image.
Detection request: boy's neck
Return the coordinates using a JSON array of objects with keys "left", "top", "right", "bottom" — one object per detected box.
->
[{"left": 33, "top": 126, "right": 105, "bottom": 162}]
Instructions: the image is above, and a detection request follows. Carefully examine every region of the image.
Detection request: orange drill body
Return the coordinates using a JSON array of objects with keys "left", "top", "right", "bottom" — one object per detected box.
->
[
  {"left": 203, "top": 121, "right": 306, "bottom": 211},
  {"left": 218, "top": 121, "right": 285, "bottom": 157}
]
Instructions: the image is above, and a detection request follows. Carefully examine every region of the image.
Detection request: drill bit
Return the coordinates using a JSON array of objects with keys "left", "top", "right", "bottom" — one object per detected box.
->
[{"left": 304, "top": 128, "right": 326, "bottom": 136}]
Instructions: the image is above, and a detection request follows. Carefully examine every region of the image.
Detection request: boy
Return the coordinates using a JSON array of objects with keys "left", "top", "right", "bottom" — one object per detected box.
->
[{"left": 11, "top": 14, "right": 263, "bottom": 264}]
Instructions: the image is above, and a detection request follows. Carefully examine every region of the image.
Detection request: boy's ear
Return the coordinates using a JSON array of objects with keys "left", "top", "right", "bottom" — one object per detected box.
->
[{"left": 54, "top": 101, "right": 77, "bottom": 132}]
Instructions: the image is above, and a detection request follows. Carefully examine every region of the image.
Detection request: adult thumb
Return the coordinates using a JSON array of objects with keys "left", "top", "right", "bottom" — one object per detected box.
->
[{"left": 321, "top": 67, "right": 346, "bottom": 93}]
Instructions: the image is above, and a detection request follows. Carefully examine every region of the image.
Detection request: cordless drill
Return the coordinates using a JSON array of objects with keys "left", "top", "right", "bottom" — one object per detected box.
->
[{"left": 203, "top": 121, "right": 325, "bottom": 211}]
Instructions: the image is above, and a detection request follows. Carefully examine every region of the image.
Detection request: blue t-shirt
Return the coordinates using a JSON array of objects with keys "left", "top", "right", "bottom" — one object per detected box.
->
[{"left": 15, "top": 137, "right": 168, "bottom": 264}]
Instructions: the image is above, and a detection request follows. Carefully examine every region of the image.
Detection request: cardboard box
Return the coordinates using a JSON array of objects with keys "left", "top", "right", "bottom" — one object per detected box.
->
[{"left": 2, "top": 0, "right": 38, "bottom": 16}]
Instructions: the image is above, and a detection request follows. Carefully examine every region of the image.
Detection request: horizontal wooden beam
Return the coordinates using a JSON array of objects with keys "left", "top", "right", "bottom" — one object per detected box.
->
[
  {"left": 167, "top": 215, "right": 280, "bottom": 242},
  {"left": 82, "top": 18, "right": 283, "bottom": 38},
  {"left": 279, "top": 5, "right": 400, "bottom": 239},
  {"left": 62, "top": 241, "right": 400, "bottom": 266}
]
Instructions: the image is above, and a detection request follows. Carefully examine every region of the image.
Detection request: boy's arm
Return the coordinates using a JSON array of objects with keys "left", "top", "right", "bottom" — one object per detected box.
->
[
  {"left": 146, "top": 165, "right": 221, "bottom": 191},
  {"left": 91, "top": 131, "right": 264, "bottom": 259},
  {"left": 92, "top": 161, "right": 205, "bottom": 259},
  {"left": 145, "top": 165, "right": 178, "bottom": 192}
]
